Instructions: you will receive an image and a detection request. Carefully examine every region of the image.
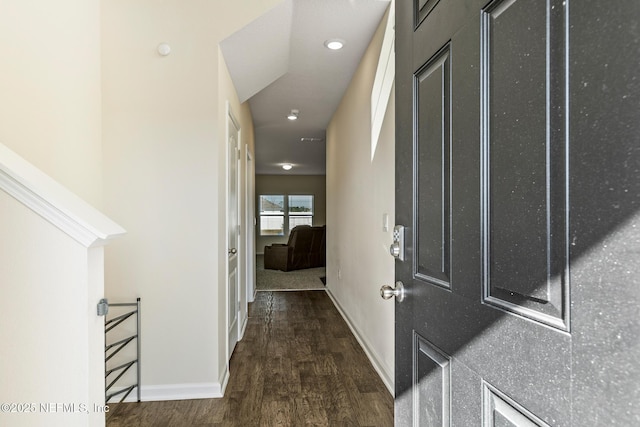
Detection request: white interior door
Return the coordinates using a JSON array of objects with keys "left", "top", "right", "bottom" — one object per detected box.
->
[{"left": 227, "top": 110, "right": 240, "bottom": 358}]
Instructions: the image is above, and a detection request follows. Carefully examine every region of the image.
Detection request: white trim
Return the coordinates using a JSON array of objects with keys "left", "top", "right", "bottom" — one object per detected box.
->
[
  {"left": 130, "top": 366, "right": 229, "bottom": 402},
  {"left": 219, "top": 364, "right": 230, "bottom": 396},
  {"left": 246, "top": 144, "right": 257, "bottom": 303},
  {"left": 138, "top": 381, "right": 226, "bottom": 402},
  {"left": 0, "top": 143, "right": 125, "bottom": 248},
  {"left": 326, "top": 289, "right": 395, "bottom": 396},
  {"left": 239, "top": 312, "right": 249, "bottom": 341},
  {"left": 225, "top": 102, "right": 242, "bottom": 365}
]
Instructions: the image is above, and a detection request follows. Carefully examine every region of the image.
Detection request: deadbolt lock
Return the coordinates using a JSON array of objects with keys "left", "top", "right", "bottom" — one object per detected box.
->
[{"left": 389, "top": 225, "right": 406, "bottom": 261}]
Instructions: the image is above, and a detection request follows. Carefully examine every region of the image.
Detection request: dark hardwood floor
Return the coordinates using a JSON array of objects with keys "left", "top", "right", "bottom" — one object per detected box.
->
[{"left": 106, "top": 291, "right": 393, "bottom": 426}]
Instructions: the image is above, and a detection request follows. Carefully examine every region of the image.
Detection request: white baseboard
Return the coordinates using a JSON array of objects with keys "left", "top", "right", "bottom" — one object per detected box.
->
[
  {"left": 219, "top": 365, "right": 230, "bottom": 396},
  {"left": 106, "top": 386, "right": 142, "bottom": 404},
  {"left": 142, "top": 381, "right": 225, "bottom": 402},
  {"left": 110, "top": 377, "right": 228, "bottom": 403},
  {"left": 239, "top": 314, "right": 248, "bottom": 340},
  {"left": 326, "top": 289, "right": 394, "bottom": 396}
]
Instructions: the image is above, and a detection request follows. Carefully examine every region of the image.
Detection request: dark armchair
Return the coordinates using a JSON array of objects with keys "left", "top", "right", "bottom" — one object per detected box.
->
[{"left": 264, "top": 225, "right": 326, "bottom": 271}]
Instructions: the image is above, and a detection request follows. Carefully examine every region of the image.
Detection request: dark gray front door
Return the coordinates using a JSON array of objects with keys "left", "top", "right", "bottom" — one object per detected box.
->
[{"left": 394, "top": 0, "right": 640, "bottom": 425}]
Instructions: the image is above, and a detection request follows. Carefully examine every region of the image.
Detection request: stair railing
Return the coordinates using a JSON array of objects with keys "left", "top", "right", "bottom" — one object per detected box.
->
[{"left": 105, "top": 298, "right": 141, "bottom": 403}]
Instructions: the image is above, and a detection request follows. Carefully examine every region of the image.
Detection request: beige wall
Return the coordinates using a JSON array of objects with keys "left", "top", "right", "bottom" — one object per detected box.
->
[
  {"left": 326, "top": 10, "right": 395, "bottom": 391},
  {"left": 101, "top": 0, "right": 280, "bottom": 400},
  {"left": 255, "top": 174, "right": 327, "bottom": 252},
  {"left": 0, "top": 0, "right": 102, "bottom": 207}
]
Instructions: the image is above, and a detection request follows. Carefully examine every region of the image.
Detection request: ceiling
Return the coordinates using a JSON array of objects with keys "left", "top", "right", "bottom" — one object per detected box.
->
[{"left": 220, "top": 0, "right": 391, "bottom": 175}]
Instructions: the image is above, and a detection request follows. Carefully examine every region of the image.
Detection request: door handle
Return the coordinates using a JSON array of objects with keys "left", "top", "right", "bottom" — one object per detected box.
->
[
  {"left": 229, "top": 248, "right": 237, "bottom": 255},
  {"left": 380, "top": 281, "right": 405, "bottom": 302}
]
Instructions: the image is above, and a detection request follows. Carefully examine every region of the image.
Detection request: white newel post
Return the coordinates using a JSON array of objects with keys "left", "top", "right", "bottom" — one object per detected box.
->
[{"left": 0, "top": 143, "right": 126, "bottom": 427}]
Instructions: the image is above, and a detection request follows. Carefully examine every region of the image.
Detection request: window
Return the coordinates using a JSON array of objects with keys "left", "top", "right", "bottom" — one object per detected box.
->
[
  {"left": 259, "top": 195, "right": 285, "bottom": 236},
  {"left": 258, "top": 194, "right": 314, "bottom": 236},
  {"left": 288, "top": 195, "right": 314, "bottom": 228}
]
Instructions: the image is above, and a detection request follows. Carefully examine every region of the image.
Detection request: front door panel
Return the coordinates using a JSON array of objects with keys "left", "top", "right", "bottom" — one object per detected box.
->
[
  {"left": 396, "top": 0, "right": 640, "bottom": 425},
  {"left": 396, "top": 0, "right": 571, "bottom": 425}
]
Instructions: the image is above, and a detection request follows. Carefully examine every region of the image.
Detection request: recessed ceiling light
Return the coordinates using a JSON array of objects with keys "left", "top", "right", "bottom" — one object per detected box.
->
[
  {"left": 324, "top": 39, "right": 345, "bottom": 50},
  {"left": 282, "top": 164, "right": 293, "bottom": 171},
  {"left": 287, "top": 109, "right": 299, "bottom": 121}
]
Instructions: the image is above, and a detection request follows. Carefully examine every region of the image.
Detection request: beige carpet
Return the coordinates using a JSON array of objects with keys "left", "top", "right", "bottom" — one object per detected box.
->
[{"left": 256, "top": 255, "right": 326, "bottom": 291}]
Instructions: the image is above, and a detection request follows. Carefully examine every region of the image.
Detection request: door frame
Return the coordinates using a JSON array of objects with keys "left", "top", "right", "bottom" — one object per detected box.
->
[
  {"left": 245, "top": 149, "right": 256, "bottom": 303},
  {"left": 226, "top": 102, "right": 242, "bottom": 361}
]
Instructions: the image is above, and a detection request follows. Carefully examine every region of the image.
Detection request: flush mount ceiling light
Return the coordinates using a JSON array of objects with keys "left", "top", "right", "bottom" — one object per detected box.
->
[
  {"left": 324, "top": 39, "right": 345, "bottom": 50},
  {"left": 282, "top": 163, "right": 293, "bottom": 171},
  {"left": 287, "top": 109, "right": 299, "bottom": 121}
]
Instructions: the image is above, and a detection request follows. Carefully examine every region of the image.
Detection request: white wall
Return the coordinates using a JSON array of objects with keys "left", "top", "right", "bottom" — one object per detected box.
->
[
  {"left": 326, "top": 9, "right": 395, "bottom": 392},
  {"left": 101, "top": 0, "right": 280, "bottom": 400},
  {"left": 0, "top": 192, "right": 93, "bottom": 426}
]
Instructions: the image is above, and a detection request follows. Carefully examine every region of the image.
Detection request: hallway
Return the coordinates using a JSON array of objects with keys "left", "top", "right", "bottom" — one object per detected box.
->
[{"left": 106, "top": 291, "right": 393, "bottom": 426}]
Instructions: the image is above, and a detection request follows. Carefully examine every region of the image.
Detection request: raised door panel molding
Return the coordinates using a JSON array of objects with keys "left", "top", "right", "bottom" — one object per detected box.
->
[
  {"left": 483, "top": 381, "right": 550, "bottom": 427},
  {"left": 480, "top": 0, "right": 569, "bottom": 331},
  {"left": 415, "top": 0, "right": 441, "bottom": 28},
  {"left": 414, "top": 44, "right": 451, "bottom": 289},
  {"left": 414, "top": 333, "right": 451, "bottom": 426}
]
